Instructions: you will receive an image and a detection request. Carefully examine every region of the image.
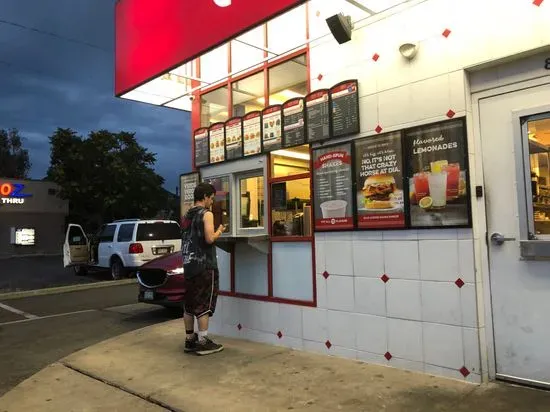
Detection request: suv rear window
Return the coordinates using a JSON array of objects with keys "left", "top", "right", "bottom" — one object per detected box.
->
[{"left": 136, "top": 223, "right": 181, "bottom": 241}]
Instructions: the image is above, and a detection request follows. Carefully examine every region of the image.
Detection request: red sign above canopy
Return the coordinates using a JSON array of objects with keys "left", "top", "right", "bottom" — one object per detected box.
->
[{"left": 115, "top": 0, "right": 307, "bottom": 96}]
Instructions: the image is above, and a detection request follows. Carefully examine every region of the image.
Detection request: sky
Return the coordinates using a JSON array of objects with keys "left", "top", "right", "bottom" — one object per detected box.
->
[{"left": 0, "top": 0, "right": 191, "bottom": 193}]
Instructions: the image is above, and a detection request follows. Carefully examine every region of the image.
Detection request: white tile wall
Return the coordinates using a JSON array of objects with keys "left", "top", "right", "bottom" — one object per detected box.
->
[
  {"left": 328, "top": 310, "right": 356, "bottom": 349},
  {"left": 352, "top": 241, "right": 384, "bottom": 278},
  {"left": 355, "top": 314, "right": 387, "bottom": 355},
  {"left": 419, "top": 240, "right": 459, "bottom": 282},
  {"left": 388, "top": 318, "right": 423, "bottom": 362},
  {"left": 354, "top": 277, "right": 386, "bottom": 317},
  {"left": 384, "top": 241, "right": 420, "bottom": 279},
  {"left": 386, "top": 279, "right": 422, "bottom": 321},
  {"left": 325, "top": 240, "right": 354, "bottom": 276},
  {"left": 326, "top": 275, "right": 354, "bottom": 312},
  {"left": 421, "top": 281, "right": 461, "bottom": 326},
  {"left": 423, "top": 323, "right": 464, "bottom": 370}
]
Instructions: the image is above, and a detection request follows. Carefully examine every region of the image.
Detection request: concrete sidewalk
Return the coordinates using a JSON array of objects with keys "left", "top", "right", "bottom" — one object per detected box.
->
[{"left": 1, "top": 320, "right": 550, "bottom": 412}]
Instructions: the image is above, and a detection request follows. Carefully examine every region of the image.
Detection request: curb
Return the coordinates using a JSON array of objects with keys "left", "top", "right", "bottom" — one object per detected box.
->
[{"left": 0, "top": 279, "right": 137, "bottom": 301}]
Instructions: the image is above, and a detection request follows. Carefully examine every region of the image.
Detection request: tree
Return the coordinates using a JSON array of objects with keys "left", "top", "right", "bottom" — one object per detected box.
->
[
  {"left": 47, "top": 128, "right": 168, "bottom": 231},
  {"left": 0, "top": 128, "right": 31, "bottom": 178}
]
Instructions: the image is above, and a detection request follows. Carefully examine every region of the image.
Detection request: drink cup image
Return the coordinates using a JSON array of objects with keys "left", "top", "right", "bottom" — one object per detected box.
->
[
  {"left": 320, "top": 200, "right": 347, "bottom": 218},
  {"left": 428, "top": 171, "right": 448, "bottom": 208}
]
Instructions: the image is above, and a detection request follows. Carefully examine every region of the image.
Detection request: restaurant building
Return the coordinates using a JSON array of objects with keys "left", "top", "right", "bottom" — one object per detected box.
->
[
  {"left": 0, "top": 179, "right": 68, "bottom": 258},
  {"left": 115, "top": 0, "right": 550, "bottom": 387}
]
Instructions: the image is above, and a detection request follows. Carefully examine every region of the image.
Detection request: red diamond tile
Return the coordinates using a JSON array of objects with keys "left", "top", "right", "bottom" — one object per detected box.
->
[
  {"left": 455, "top": 278, "right": 465, "bottom": 288},
  {"left": 325, "top": 340, "right": 332, "bottom": 349},
  {"left": 442, "top": 28, "right": 452, "bottom": 38},
  {"left": 322, "top": 271, "right": 330, "bottom": 279},
  {"left": 277, "top": 331, "right": 283, "bottom": 339},
  {"left": 380, "top": 274, "right": 390, "bottom": 283},
  {"left": 372, "top": 53, "right": 380, "bottom": 62},
  {"left": 237, "top": 324, "right": 242, "bottom": 330},
  {"left": 533, "top": 0, "right": 544, "bottom": 6},
  {"left": 460, "top": 366, "right": 470, "bottom": 377},
  {"left": 317, "top": 73, "right": 323, "bottom": 81},
  {"left": 446, "top": 109, "right": 456, "bottom": 118},
  {"left": 385, "top": 352, "right": 393, "bottom": 361},
  {"left": 375, "top": 125, "right": 383, "bottom": 134}
]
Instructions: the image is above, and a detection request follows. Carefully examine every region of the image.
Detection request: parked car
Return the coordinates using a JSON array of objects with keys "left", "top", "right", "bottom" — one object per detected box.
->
[
  {"left": 63, "top": 219, "right": 182, "bottom": 280},
  {"left": 136, "top": 251, "right": 184, "bottom": 308}
]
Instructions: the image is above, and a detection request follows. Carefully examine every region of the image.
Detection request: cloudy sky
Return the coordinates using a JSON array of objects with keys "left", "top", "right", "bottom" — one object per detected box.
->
[{"left": 0, "top": 0, "right": 191, "bottom": 192}]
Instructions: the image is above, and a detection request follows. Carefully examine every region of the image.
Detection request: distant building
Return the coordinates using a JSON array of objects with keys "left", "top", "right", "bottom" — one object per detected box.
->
[{"left": 0, "top": 179, "right": 68, "bottom": 258}]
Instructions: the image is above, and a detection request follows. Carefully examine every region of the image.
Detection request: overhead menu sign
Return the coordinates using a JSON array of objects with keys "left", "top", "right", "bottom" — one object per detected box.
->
[
  {"left": 262, "top": 105, "right": 283, "bottom": 152},
  {"left": 243, "top": 111, "right": 262, "bottom": 157},
  {"left": 330, "top": 80, "right": 360, "bottom": 138},
  {"left": 193, "top": 128, "right": 209, "bottom": 167},
  {"left": 225, "top": 117, "right": 243, "bottom": 160},
  {"left": 209, "top": 123, "right": 225, "bottom": 164},
  {"left": 283, "top": 98, "right": 306, "bottom": 148},
  {"left": 306, "top": 89, "right": 331, "bottom": 143}
]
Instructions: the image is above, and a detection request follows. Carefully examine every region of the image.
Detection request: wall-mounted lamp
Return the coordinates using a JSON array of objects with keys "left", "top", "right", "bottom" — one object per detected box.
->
[
  {"left": 399, "top": 43, "right": 419, "bottom": 60},
  {"left": 326, "top": 13, "right": 353, "bottom": 44}
]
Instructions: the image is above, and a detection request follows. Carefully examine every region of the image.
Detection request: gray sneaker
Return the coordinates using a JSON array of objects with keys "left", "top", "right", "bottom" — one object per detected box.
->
[
  {"left": 195, "top": 337, "right": 224, "bottom": 356},
  {"left": 184, "top": 333, "right": 198, "bottom": 353}
]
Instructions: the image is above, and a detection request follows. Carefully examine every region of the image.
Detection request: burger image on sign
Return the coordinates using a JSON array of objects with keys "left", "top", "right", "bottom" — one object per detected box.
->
[{"left": 361, "top": 174, "right": 399, "bottom": 210}]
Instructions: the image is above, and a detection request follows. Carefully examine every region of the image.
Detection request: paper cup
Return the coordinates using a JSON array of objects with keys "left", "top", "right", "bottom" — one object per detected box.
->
[{"left": 320, "top": 200, "right": 347, "bottom": 218}]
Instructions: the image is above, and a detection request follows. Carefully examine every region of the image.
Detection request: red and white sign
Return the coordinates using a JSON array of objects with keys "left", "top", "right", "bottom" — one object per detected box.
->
[{"left": 115, "top": 0, "right": 307, "bottom": 95}]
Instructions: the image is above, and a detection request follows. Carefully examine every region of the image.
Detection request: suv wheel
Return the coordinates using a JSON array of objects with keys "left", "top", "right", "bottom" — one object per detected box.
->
[{"left": 110, "top": 258, "right": 126, "bottom": 280}]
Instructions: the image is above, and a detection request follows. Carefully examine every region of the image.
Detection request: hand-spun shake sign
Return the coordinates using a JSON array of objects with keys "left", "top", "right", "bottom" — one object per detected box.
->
[{"left": 0, "top": 182, "right": 32, "bottom": 205}]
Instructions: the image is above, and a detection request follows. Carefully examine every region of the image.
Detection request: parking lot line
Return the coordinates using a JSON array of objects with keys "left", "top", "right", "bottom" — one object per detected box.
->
[
  {"left": 0, "top": 309, "right": 97, "bottom": 327},
  {"left": 0, "top": 302, "right": 38, "bottom": 319}
]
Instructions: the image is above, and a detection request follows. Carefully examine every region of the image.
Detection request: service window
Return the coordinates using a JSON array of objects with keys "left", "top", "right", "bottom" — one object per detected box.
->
[
  {"left": 117, "top": 224, "right": 135, "bottom": 242},
  {"left": 98, "top": 225, "right": 116, "bottom": 243},
  {"left": 271, "top": 178, "right": 311, "bottom": 237},
  {"left": 239, "top": 175, "right": 265, "bottom": 230},
  {"left": 271, "top": 145, "right": 310, "bottom": 178},
  {"left": 207, "top": 177, "right": 231, "bottom": 233}
]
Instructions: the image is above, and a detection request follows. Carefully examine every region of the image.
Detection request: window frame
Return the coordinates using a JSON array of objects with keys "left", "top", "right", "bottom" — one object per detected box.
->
[
  {"left": 236, "top": 171, "right": 267, "bottom": 236},
  {"left": 116, "top": 223, "right": 136, "bottom": 243},
  {"left": 98, "top": 224, "right": 116, "bottom": 243}
]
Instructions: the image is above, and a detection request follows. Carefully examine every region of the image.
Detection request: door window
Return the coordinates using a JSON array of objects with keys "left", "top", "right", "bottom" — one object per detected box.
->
[
  {"left": 239, "top": 175, "right": 265, "bottom": 229},
  {"left": 68, "top": 226, "right": 86, "bottom": 245},
  {"left": 117, "top": 224, "right": 136, "bottom": 242},
  {"left": 98, "top": 225, "right": 116, "bottom": 243}
]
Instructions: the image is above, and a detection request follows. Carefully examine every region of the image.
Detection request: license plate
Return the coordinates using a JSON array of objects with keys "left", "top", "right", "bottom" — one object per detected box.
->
[
  {"left": 155, "top": 247, "right": 169, "bottom": 255},
  {"left": 144, "top": 290, "right": 154, "bottom": 300}
]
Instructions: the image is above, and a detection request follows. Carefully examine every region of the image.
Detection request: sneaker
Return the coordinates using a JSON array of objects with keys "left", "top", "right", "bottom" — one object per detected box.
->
[
  {"left": 184, "top": 333, "right": 198, "bottom": 353},
  {"left": 195, "top": 337, "right": 224, "bottom": 356}
]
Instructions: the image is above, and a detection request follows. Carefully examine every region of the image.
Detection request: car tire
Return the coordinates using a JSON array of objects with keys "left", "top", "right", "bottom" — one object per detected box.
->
[
  {"left": 73, "top": 266, "right": 88, "bottom": 276},
  {"left": 110, "top": 258, "right": 126, "bottom": 280}
]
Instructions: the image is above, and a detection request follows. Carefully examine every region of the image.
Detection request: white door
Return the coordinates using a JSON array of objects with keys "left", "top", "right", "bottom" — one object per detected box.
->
[
  {"left": 63, "top": 224, "right": 89, "bottom": 267},
  {"left": 479, "top": 81, "right": 550, "bottom": 388}
]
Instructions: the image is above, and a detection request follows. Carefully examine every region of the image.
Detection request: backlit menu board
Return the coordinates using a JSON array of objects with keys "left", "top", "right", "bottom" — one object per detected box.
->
[
  {"left": 283, "top": 98, "right": 306, "bottom": 148},
  {"left": 194, "top": 128, "right": 209, "bottom": 167},
  {"left": 243, "top": 111, "right": 262, "bottom": 156},
  {"left": 306, "top": 89, "right": 331, "bottom": 143},
  {"left": 355, "top": 132, "right": 406, "bottom": 229},
  {"left": 180, "top": 172, "right": 200, "bottom": 219},
  {"left": 209, "top": 123, "right": 225, "bottom": 164},
  {"left": 404, "top": 118, "right": 470, "bottom": 228},
  {"left": 313, "top": 143, "right": 354, "bottom": 231},
  {"left": 262, "top": 105, "right": 283, "bottom": 152},
  {"left": 330, "top": 80, "right": 360, "bottom": 138},
  {"left": 225, "top": 117, "right": 243, "bottom": 160}
]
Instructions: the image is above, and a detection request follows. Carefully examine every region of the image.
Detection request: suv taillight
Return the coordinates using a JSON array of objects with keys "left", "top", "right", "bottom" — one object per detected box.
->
[{"left": 129, "top": 243, "right": 143, "bottom": 254}]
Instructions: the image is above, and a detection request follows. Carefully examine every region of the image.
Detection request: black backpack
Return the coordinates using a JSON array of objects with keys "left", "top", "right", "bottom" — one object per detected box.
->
[{"left": 181, "top": 208, "right": 208, "bottom": 279}]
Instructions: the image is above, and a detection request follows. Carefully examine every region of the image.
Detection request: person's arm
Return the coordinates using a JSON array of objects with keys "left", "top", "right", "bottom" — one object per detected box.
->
[{"left": 203, "top": 211, "right": 225, "bottom": 245}]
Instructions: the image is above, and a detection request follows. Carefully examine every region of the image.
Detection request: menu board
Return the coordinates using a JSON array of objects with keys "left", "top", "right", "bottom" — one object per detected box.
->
[
  {"left": 355, "top": 132, "right": 406, "bottom": 229},
  {"left": 404, "top": 118, "right": 470, "bottom": 228},
  {"left": 180, "top": 172, "right": 200, "bottom": 219},
  {"left": 209, "top": 123, "right": 225, "bottom": 164},
  {"left": 283, "top": 98, "right": 306, "bottom": 148},
  {"left": 330, "top": 80, "right": 360, "bottom": 138},
  {"left": 243, "top": 111, "right": 262, "bottom": 156},
  {"left": 313, "top": 143, "right": 354, "bottom": 231},
  {"left": 193, "top": 128, "right": 209, "bottom": 167},
  {"left": 225, "top": 117, "right": 243, "bottom": 160},
  {"left": 262, "top": 105, "right": 283, "bottom": 152},
  {"left": 306, "top": 89, "right": 331, "bottom": 143}
]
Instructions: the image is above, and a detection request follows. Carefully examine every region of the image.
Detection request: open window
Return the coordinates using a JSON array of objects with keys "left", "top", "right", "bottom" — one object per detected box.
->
[
  {"left": 238, "top": 173, "right": 265, "bottom": 235},
  {"left": 63, "top": 224, "right": 89, "bottom": 267}
]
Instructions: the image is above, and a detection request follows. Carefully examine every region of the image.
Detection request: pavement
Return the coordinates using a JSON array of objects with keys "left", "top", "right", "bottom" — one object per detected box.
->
[{"left": 2, "top": 319, "right": 550, "bottom": 412}]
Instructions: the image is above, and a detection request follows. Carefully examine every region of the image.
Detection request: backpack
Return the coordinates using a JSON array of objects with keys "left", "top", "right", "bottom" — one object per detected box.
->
[{"left": 181, "top": 208, "right": 208, "bottom": 279}]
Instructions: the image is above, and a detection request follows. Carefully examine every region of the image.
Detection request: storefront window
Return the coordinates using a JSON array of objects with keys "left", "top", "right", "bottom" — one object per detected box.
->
[
  {"left": 271, "top": 145, "right": 310, "bottom": 178},
  {"left": 232, "top": 71, "right": 265, "bottom": 117},
  {"left": 271, "top": 178, "right": 311, "bottom": 237},
  {"left": 268, "top": 55, "right": 307, "bottom": 105},
  {"left": 528, "top": 115, "right": 550, "bottom": 237},
  {"left": 206, "top": 177, "right": 231, "bottom": 232},
  {"left": 267, "top": 4, "right": 307, "bottom": 55},
  {"left": 231, "top": 26, "right": 266, "bottom": 75},
  {"left": 201, "top": 87, "right": 229, "bottom": 127},
  {"left": 239, "top": 176, "right": 265, "bottom": 229}
]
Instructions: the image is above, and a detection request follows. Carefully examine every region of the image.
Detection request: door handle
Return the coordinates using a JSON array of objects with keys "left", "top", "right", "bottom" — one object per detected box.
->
[{"left": 490, "top": 232, "right": 516, "bottom": 246}]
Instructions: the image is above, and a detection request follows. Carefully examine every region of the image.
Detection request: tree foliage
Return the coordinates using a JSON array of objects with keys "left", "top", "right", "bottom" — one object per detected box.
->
[
  {"left": 0, "top": 128, "right": 31, "bottom": 178},
  {"left": 47, "top": 128, "right": 169, "bottom": 231}
]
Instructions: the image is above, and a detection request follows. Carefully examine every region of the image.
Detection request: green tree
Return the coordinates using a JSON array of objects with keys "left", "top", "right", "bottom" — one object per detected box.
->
[
  {"left": 47, "top": 128, "right": 168, "bottom": 231},
  {"left": 0, "top": 128, "right": 31, "bottom": 178}
]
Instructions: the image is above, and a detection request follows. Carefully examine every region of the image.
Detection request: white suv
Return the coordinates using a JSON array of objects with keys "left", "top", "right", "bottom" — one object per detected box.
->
[{"left": 63, "top": 219, "right": 182, "bottom": 279}]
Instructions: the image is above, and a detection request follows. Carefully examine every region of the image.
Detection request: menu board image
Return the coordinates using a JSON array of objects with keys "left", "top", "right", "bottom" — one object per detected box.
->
[
  {"left": 283, "top": 98, "right": 306, "bottom": 148},
  {"left": 243, "top": 111, "right": 262, "bottom": 156},
  {"left": 330, "top": 80, "right": 360, "bottom": 138},
  {"left": 194, "top": 128, "right": 209, "bottom": 167},
  {"left": 313, "top": 143, "right": 354, "bottom": 231},
  {"left": 225, "top": 117, "right": 243, "bottom": 160},
  {"left": 180, "top": 172, "right": 200, "bottom": 219},
  {"left": 404, "top": 118, "right": 470, "bottom": 228},
  {"left": 209, "top": 123, "right": 225, "bottom": 164},
  {"left": 262, "top": 105, "right": 283, "bottom": 152},
  {"left": 306, "top": 89, "right": 331, "bottom": 143},
  {"left": 355, "top": 132, "right": 406, "bottom": 229}
]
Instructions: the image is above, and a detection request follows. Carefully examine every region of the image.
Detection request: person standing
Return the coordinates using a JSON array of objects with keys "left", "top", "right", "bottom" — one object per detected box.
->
[{"left": 181, "top": 182, "right": 225, "bottom": 355}]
